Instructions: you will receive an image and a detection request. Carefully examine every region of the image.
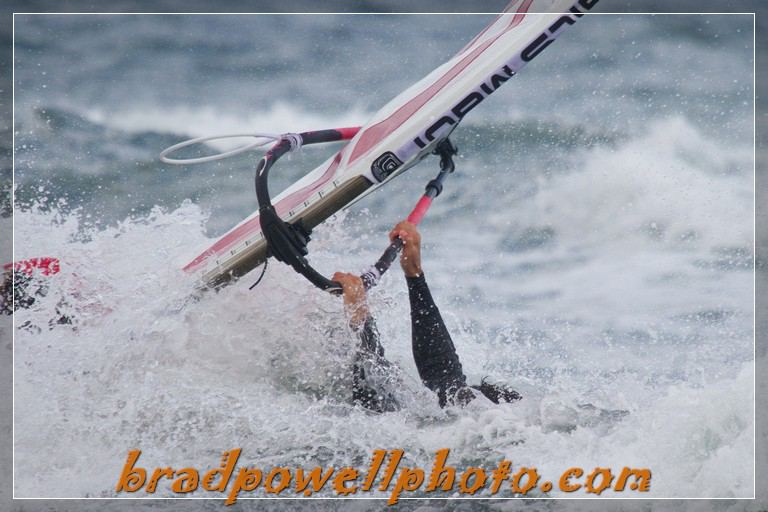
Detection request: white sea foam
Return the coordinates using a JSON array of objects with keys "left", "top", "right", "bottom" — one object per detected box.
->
[
  {"left": 525, "top": 116, "right": 753, "bottom": 250},
  {"left": 11, "top": 146, "right": 755, "bottom": 499}
]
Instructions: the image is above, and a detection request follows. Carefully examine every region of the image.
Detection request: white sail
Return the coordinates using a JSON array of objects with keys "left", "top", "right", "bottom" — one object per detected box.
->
[{"left": 184, "top": 0, "right": 597, "bottom": 287}]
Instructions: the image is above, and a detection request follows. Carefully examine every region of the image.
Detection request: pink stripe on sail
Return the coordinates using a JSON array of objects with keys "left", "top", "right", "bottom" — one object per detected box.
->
[
  {"left": 347, "top": 0, "right": 532, "bottom": 166},
  {"left": 456, "top": 0, "right": 522, "bottom": 56}
]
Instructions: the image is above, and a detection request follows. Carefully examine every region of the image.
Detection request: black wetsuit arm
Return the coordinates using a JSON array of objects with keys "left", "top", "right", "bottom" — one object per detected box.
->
[
  {"left": 351, "top": 315, "right": 398, "bottom": 412},
  {"left": 356, "top": 315, "right": 383, "bottom": 357},
  {"left": 407, "top": 273, "right": 468, "bottom": 407}
]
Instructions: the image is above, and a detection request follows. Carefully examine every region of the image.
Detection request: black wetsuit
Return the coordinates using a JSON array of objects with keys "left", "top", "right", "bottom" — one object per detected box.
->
[{"left": 352, "top": 274, "right": 482, "bottom": 412}]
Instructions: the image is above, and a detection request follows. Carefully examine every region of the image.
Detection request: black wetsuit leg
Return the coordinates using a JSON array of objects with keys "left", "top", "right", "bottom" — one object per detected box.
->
[{"left": 407, "top": 273, "right": 472, "bottom": 407}]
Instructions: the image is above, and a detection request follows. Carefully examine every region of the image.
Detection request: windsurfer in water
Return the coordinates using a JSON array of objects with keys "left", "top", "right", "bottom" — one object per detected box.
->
[
  {"left": 333, "top": 221, "right": 521, "bottom": 412},
  {"left": 1, "top": 258, "right": 73, "bottom": 327}
]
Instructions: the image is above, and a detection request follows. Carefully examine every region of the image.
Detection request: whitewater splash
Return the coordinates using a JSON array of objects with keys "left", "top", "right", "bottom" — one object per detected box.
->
[{"left": 11, "top": 114, "right": 753, "bottom": 500}]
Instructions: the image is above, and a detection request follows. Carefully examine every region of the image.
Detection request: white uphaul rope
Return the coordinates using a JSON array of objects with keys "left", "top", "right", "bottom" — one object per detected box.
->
[{"left": 159, "top": 132, "right": 282, "bottom": 165}]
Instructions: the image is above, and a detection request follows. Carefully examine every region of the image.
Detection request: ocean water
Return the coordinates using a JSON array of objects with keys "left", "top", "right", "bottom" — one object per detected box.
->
[{"left": 8, "top": 10, "right": 755, "bottom": 505}]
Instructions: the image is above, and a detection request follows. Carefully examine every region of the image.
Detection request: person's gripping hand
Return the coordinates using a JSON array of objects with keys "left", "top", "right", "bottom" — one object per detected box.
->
[
  {"left": 332, "top": 272, "right": 369, "bottom": 330},
  {"left": 388, "top": 221, "right": 422, "bottom": 278}
]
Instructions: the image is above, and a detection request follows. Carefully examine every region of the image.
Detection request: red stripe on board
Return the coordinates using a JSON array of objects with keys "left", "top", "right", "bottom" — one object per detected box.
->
[{"left": 4, "top": 257, "right": 60, "bottom": 276}]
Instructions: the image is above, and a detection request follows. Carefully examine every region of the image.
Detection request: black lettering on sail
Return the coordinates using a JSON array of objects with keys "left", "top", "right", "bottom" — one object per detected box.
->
[
  {"left": 489, "top": 73, "right": 510, "bottom": 90},
  {"left": 521, "top": 33, "right": 554, "bottom": 62},
  {"left": 549, "top": 15, "right": 576, "bottom": 34},
  {"left": 578, "top": 0, "right": 600, "bottom": 9},
  {"left": 424, "top": 116, "right": 456, "bottom": 142},
  {"left": 452, "top": 92, "right": 484, "bottom": 119}
]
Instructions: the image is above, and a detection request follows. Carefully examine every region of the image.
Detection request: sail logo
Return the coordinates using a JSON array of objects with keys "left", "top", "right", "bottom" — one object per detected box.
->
[{"left": 371, "top": 152, "right": 405, "bottom": 182}]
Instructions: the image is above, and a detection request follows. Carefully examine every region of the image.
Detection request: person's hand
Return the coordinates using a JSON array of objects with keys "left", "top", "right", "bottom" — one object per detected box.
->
[
  {"left": 388, "top": 221, "right": 422, "bottom": 278},
  {"left": 332, "top": 272, "right": 369, "bottom": 330}
]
